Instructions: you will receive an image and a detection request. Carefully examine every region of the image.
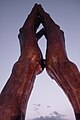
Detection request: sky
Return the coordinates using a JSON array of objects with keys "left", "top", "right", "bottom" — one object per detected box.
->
[{"left": 0, "top": 0, "right": 80, "bottom": 120}]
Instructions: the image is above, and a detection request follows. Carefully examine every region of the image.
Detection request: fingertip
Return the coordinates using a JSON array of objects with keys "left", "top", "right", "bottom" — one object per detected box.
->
[
  {"left": 32, "top": 3, "right": 38, "bottom": 11},
  {"left": 34, "top": 3, "right": 38, "bottom": 7},
  {"left": 38, "top": 4, "right": 44, "bottom": 11},
  {"left": 34, "top": 3, "right": 38, "bottom": 5},
  {"left": 38, "top": 4, "right": 49, "bottom": 17},
  {"left": 38, "top": 4, "right": 42, "bottom": 7},
  {"left": 25, "top": 4, "right": 38, "bottom": 25},
  {"left": 31, "top": 3, "right": 38, "bottom": 13}
]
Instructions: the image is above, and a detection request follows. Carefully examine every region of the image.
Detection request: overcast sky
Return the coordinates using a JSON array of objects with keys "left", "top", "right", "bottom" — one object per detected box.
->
[{"left": 0, "top": 0, "right": 80, "bottom": 120}]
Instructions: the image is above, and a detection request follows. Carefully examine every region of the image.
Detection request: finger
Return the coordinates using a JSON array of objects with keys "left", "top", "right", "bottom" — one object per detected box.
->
[
  {"left": 23, "top": 4, "right": 38, "bottom": 28},
  {"left": 38, "top": 4, "right": 60, "bottom": 31},
  {"left": 60, "top": 30, "right": 65, "bottom": 48},
  {"left": 36, "top": 28, "right": 45, "bottom": 41},
  {"left": 38, "top": 4, "right": 55, "bottom": 29},
  {"left": 34, "top": 16, "right": 41, "bottom": 32}
]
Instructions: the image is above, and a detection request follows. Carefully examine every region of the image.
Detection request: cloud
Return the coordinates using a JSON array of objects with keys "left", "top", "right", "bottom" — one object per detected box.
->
[
  {"left": 33, "top": 103, "right": 41, "bottom": 113},
  {"left": 31, "top": 111, "right": 69, "bottom": 120},
  {"left": 46, "top": 105, "right": 51, "bottom": 108},
  {"left": 54, "top": 111, "right": 65, "bottom": 117},
  {"left": 31, "top": 104, "right": 69, "bottom": 120},
  {"left": 33, "top": 104, "right": 41, "bottom": 107},
  {"left": 32, "top": 115, "right": 69, "bottom": 120}
]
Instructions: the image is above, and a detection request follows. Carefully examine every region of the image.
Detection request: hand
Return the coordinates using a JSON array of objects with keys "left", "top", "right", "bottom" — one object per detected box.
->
[
  {"left": 18, "top": 4, "right": 44, "bottom": 75},
  {"left": 38, "top": 4, "right": 68, "bottom": 78}
]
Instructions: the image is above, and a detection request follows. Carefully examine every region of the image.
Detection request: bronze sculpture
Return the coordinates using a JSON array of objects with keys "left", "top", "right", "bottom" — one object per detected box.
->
[{"left": 0, "top": 4, "right": 80, "bottom": 120}]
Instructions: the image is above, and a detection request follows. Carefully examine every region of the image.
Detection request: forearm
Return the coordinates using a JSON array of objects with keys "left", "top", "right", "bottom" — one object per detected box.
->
[
  {"left": 48, "top": 59, "right": 80, "bottom": 113},
  {"left": 0, "top": 55, "right": 37, "bottom": 119}
]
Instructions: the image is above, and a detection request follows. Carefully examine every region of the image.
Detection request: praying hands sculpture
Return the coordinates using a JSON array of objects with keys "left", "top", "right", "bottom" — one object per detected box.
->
[{"left": 0, "top": 4, "right": 80, "bottom": 120}]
